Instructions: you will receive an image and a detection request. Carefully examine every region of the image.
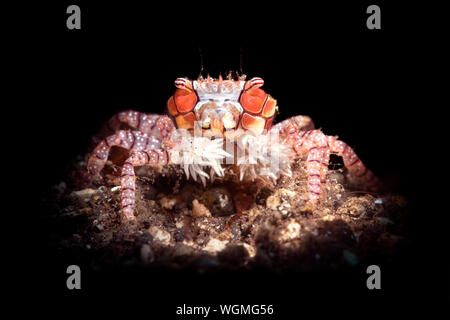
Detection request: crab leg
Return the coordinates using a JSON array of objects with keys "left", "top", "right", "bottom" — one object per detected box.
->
[
  {"left": 289, "top": 130, "right": 331, "bottom": 202},
  {"left": 91, "top": 111, "right": 174, "bottom": 147},
  {"left": 327, "top": 136, "right": 379, "bottom": 191},
  {"left": 273, "top": 116, "right": 379, "bottom": 202},
  {"left": 87, "top": 130, "right": 163, "bottom": 176},
  {"left": 121, "top": 149, "right": 169, "bottom": 219},
  {"left": 87, "top": 114, "right": 175, "bottom": 174},
  {"left": 302, "top": 131, "right": 331, "bottom": 201},
  {"left": 271, "top": 115, "right": 315, "bottom": 139}
]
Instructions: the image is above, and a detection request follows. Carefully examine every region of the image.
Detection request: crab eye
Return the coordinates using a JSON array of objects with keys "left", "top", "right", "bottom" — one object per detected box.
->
[
  {"left": 174, "top": 78, "right": 192, "bottom": 91},
  {"left": 244, "top": 77, "right": 264, "bottom": 90},
  {"left": 249, "top": 77, "right": 264, "bottom": 88}
]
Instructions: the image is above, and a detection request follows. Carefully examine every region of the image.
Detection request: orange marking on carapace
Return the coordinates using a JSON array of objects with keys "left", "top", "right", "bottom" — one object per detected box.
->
[
  {"left": 262, "top": 96, "right": 276, "bottom": 117},
  {"left": 264, "top": 116, "right": 274, "bottom": 131},
  {"left": 174, "top": 89, "right": 197, "bottom": 113},
  {"left": 241, "top": 113, "right": 265, "bottom": 134},
  {"left": 240, "top": 88, "right": 267, "bottom": 114},
  {"left": 175, "top": 112, "right": 196, "bottom": 130},
  {"left": 167, "top": 96, "right": 178, "bottom": 116}
]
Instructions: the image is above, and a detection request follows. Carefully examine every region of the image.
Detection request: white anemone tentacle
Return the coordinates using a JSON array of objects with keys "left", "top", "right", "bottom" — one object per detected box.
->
[{"left": 170, "top": 130, "right": 231, "bottom": 186}]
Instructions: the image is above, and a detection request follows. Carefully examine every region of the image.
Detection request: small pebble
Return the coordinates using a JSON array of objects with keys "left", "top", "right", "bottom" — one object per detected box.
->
[
  {"left": 71, "top": 188, "right": 97, "bottom": 202},
  {"left": 203, "top": 238, "right": 229, "bottom": 254},
  {"left": 279, "top": 220, "right": 301, "bottom": 241},
  {"left": 279, "top": 188, "right": 296, "bottom": 199},
  {"left": 192, "top": 199, "right": 211, "bottom": 217},
  {"left": 159, "top": 196, "right": 178, "bottom": 210},
  {"left": 148, "top": 226, "right": 171, "bottom": 245},
  {"left": 203, "top": 187, "right": 234, "bottom": 216},
  {"left": 97, "top": 186, "right": 108, "bottom": 193},
  {"left": 266, "top": 195, "right": 280, "bottom": 210},
  {"left": 242, "top": 243, "right": 256, "bottom": 258}
]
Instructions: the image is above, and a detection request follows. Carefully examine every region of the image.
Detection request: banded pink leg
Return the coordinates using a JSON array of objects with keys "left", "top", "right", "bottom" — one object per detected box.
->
[
  {"left": 273, "top": 115, "right": 379, "bottom": 202},
  {"left": 91, "top": 111, "right": 174, "bottom": 146},
  {"left": 87, "top": 130, "right": 163, "bottom": 176},
  {"left": 327, "top": 136, "right": 379, "bottom": 191},
  {"left": 121, "top": 149, "right": 169, "bottom": 219},
  {"left": 271, "top": 115, "right": 315, "bottom": 141},
  {"left": 289, "top": 130, "right": 331, "bottom": 202}
]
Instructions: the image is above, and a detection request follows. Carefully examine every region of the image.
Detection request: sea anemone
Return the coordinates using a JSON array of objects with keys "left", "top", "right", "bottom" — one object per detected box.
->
[
  {"left": 169, "top": 129, "right": 293, "bottom": 185},
  {"left": 169, "top": 130, "right": 230, "bottom": 185},
  {"left": 236, "top": 132, "right": 293, "bottom": 182}
]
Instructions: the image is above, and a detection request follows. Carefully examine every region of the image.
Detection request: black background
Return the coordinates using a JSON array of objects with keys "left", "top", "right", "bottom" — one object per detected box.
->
[{"left": 18, "top": 0, "right": 447, "bottom": 317}]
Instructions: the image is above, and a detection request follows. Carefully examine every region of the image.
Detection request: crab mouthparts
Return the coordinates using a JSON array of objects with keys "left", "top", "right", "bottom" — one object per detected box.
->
[{"left": 211, "top": 119, "right": 222, "bottom": 131}]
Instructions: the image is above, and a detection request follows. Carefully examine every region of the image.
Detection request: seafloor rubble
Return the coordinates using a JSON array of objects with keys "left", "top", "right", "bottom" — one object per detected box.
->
[{"left": 41, "top": 152, "right": 408, "bottom": 271}]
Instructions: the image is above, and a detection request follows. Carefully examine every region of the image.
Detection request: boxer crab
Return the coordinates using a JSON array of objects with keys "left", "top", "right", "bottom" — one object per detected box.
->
[{"left": 88, "top": 75, "right": 379, "bottom": 220}]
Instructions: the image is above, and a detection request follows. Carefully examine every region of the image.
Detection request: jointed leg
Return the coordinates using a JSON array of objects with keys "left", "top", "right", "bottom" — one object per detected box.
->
[
  {"left": 304, "top": 131, "right": 330, "bottom": 201},
  {"left": 300, "top": 130, "right": 379, "bottom": 202},
  {"left": 87, "top": 112, "right": 176, "bottom": 219},
  {"left": 87, "top": 113, "right": 175, "bottom": 175},
  {"left": 271, "top": 115, "right": 315, "bottom": 144},
  {"left": 292, "top": 130, "right": 331, "bottom": 202},
  {"left": 90, "top": 111, "right": 175, "bottom": 147},
  {"left": 120, "top": 149, "right": 169, "bottom": 219},
  {"left": 274, "top": 115, "right": 379, "bottom": 202},
  {"left": 327, "top": 136, "right": 379, "bottom": 191},
  {"left": 87, "top": 130, "right": 163, "bottom": 176}
]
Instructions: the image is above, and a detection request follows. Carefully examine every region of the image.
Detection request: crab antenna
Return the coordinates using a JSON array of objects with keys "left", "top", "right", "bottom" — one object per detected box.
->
[
  {"left": 239, "top": 47, "right": 244, "bottom": 76},
  {"left": 198, "top": 47, "right": 204, "bottom": 80}
]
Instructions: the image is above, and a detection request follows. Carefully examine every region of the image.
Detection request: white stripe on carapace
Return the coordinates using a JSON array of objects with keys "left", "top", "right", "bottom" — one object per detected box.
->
[
  {"left": 249, "top": 77, "right": 264, "bottom": 88},
  {"left": 175, "top": 78, "right": 190, "bottom": 90}
]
